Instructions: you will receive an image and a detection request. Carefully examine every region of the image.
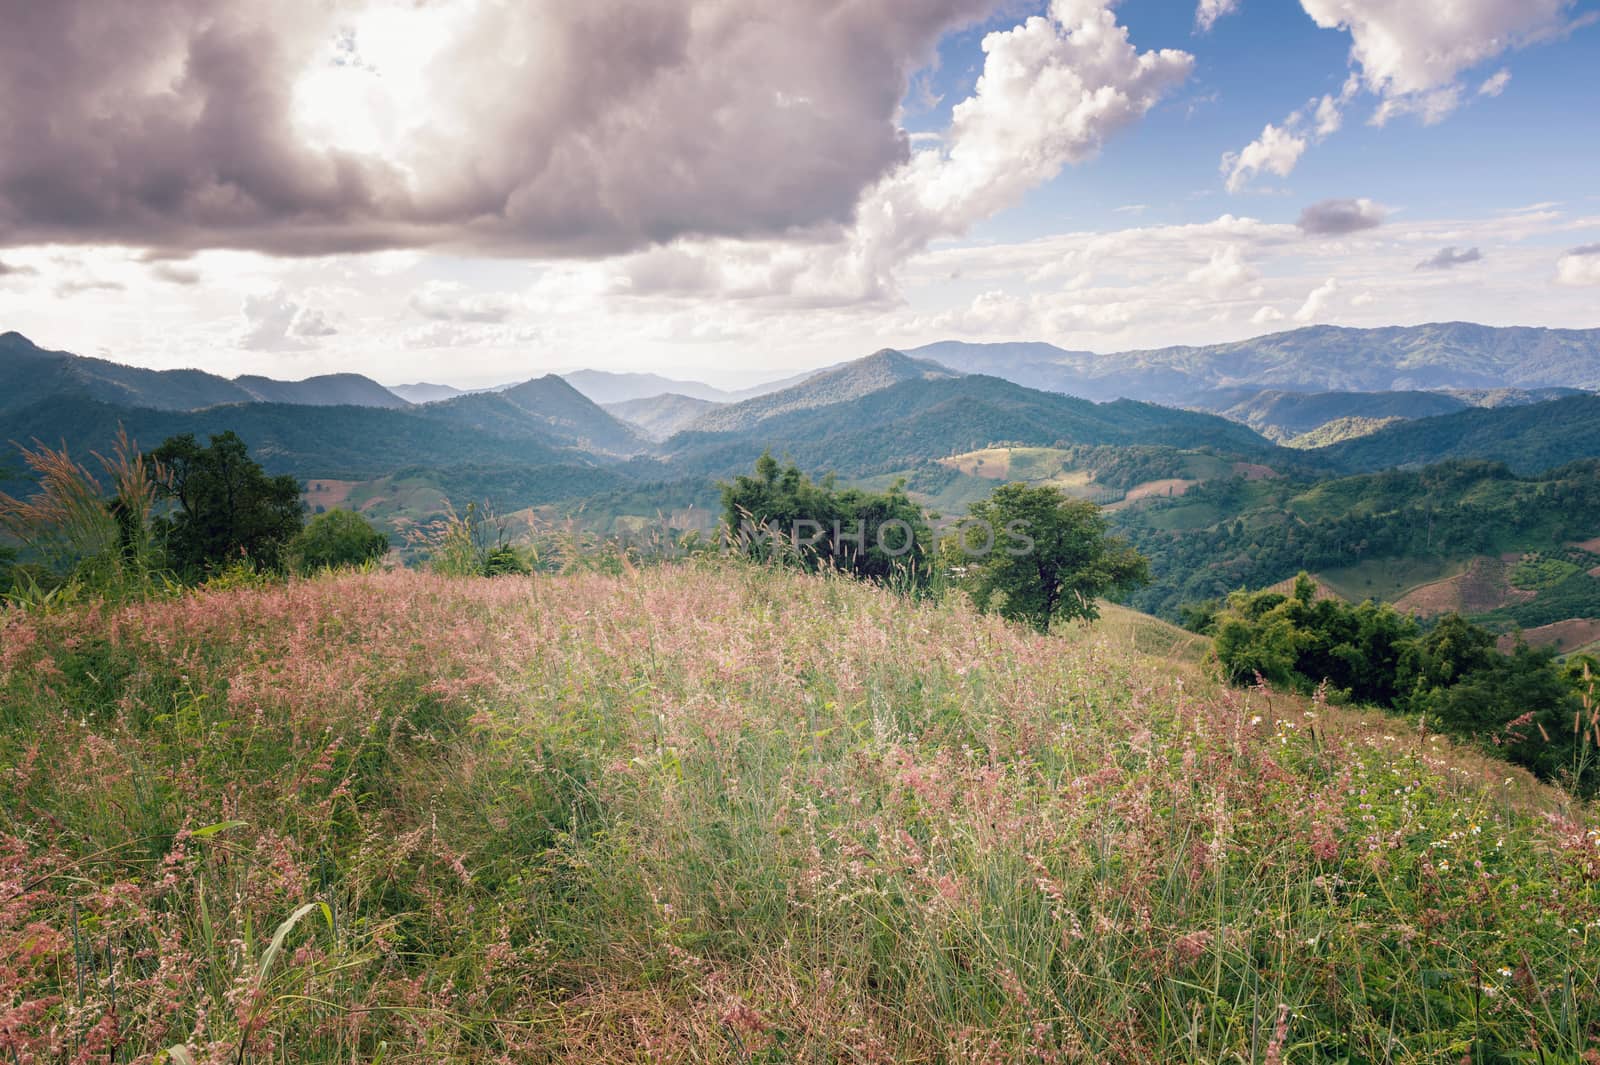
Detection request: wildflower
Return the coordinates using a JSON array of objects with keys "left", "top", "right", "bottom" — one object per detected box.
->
[{"left": 1497, "top": 967, "right": 1513, "bottom": 977}]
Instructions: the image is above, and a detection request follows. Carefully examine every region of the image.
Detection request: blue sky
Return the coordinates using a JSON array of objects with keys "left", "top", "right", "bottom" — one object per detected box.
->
[
  {"left": 916, "top": 0, "right": 1600, "bottom": 240},
  {"left": 1, "top": 0, "right": 1597, "bottom": 387}
]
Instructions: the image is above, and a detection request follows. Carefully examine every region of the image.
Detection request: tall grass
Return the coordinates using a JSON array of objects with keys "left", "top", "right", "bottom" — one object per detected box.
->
[
  {"left": 1, "top": 563, "right": 1596, "bottom": 1062},
  {"left": 0, "top": 429, "right": 167, "bottom": 602}
]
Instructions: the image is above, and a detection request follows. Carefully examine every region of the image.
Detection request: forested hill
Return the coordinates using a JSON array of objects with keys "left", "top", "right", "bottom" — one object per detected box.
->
[
  {"left": 1115, "top": 459, "right": 1600, "bottom": 620},
  {"left": 1317, "top": 393, "right": 1600, "bottom": 473}
]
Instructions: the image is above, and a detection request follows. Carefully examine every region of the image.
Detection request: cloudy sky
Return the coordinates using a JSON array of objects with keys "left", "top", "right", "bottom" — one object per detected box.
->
[{"left": 1, "top": 0, "right": 1597, "bottom": 388}]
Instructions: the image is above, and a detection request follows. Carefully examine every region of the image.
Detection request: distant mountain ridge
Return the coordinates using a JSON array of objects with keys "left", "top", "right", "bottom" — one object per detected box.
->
[
  {"left": 1191, "top": 386, "right": 1584, "bottom": 443},
  {"left": 562, "top": 369, "right": 734, "bottom": 405},
  {"left": 683, "top": 349, "right": 960, "bottom": 435},
  {"left": 909, "top": 323, "right": 1600, "bottom": 403},
  {"left": 0, "top": 330, "right": 408, "bottom": 413}
]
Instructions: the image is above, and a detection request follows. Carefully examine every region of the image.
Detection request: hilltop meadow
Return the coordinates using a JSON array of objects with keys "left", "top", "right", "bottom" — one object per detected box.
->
[{"left": 4, "top": 562, "right": 1599, "bottom": 1063}]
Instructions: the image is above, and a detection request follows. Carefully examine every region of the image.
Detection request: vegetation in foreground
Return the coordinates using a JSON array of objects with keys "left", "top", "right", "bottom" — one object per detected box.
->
[
  {"left": 3, "top": 564, "right": 1599, "bottom": 1062},
  {"left": 1206, "top": 575, "right": 1600, "bottom": 796}
]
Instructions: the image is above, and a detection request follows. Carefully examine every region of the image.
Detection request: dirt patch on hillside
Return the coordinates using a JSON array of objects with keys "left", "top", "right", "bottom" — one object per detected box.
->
[
  {"left": 1121, "top": 478, "right": 1197, "bottom": 503},
  {"left": 941, "top": 450, "right": 1010, "bottom": 480},
  {"left": 1263, "top": 574, "right": 1345, "bottom": 602},
  {"left": 1571, "top": 536, "right": 1600, "bottom": 554},
  {"left": 1232, "top": 462, "right": 1278, "bottom": 480},
  {"left": 303, "top": 479, "right": 357, "bottom": 509},
  {"left": 1393, "top": 557, "right": 1536, "bottom": 617},
  {"left": 1497, "top": 617, "right": 1600, "bottom": 654}
]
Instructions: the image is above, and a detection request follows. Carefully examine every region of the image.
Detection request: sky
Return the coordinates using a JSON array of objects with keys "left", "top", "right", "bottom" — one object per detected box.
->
[{"left": 0, "top": 0, "right": 1597, "bottom": 389}]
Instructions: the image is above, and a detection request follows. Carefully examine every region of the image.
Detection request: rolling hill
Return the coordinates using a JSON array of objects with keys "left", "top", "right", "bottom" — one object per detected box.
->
[
  {"left": 682, "top": 349, "right": 961, "bottom": 434},
  {"left": 1113, "top": 458, "right": 1600, "bottom": 628},
  {"left": 387, "top": 381, "right": 469, "bottom": 404},
  {"left": 604, "top": 392, "right": 722, "bottom": 440},
  {"left": 1192, "top": 385, "right": 1585, "bottom": 444},
  {"left": 421, "top": 375, "right": 648, "bottom": 456},
  {"left": 0, "top": 394, "right": 594, "bottom": 482},
  {"left": 1319, "top": 393, "right": 1600, "bottom": 474},
  {"left": 0, "top": 330, "right": 408, "bottom": 412},
  {"left": 663, "top": 366, "right": 1286, "bottom": 480}
]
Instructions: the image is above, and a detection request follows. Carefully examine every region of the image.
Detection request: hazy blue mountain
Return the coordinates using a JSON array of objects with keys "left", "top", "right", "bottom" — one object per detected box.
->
[
  {"left": 909, "top": 323, "right": 1600, "bottom": 403},
  {"left": 604, "top": 393, "right": 722, "bottom": 440},
  {"left": 1199, "top": 389, "right": 1473, "bottom": 441},
  {"left": 1194, "top": 385, "right": 1589, "bottom": 443},
  {"left": 684, "top": 349, "right": 961, "bottom": 434},
  {"left": 563, "top": 369, "right": 734, "bottom": 404},
  {"left": 233, "top": 373, "right": 409, "bottom": 408},
  {"left": 0, "top": 330, "right": 408, "bottom": 413},
  {"left": 388, "top": 382, "right": 468, "bottom": 404}
]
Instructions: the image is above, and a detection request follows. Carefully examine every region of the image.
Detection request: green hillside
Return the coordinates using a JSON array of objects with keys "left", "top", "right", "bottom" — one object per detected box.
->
[
  {"left": 0, "top": 330, "right": 407, "bottom": 412},
  {"left": 664, "top": 373, "right": 1284, "bottom": 480},
  {"left": 1116, "top": 459, "right": 1600, "bottom": 621},
  {"left": 4, "top": 565, "right": 1595, "bottom": 1060},
  {"left": 1320, "top": 393, "right": 1600, "bottom": 473}
]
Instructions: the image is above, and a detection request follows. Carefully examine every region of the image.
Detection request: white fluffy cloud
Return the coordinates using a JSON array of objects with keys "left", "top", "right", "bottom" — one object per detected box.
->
[
  {"left": 1222, "top": 123, "right": 1305, "bottom": 193},
  {"left": 409, "top": 281, "right": 519, "bottom": 324},
  {"left": 1222, "top": 75, "right": 1356, "bottom": 192},
  {"left": 1556, "top": 244, "right": 1600, "bottom": 286},
  {"left": 240, "top": 290, "right": 337, "bottom": 351},
  {"left": 1194, "top": 0, "right": 1241, "bottom": 33},
  {"left": 607, "top": 0, "right": 1193, "bottom": 307},
  {"left": 1300, "top": 0, "right": 1583, "bottom": 123},
  {"left": 1478, "top": 68, "right": 1512, "bottom": 97},
  {"left": 1186, "top": 245, "right": 1258, "bottom": 292},
  {"left": 1294, "top": 276, "right": 1340, "bottom": 322}
]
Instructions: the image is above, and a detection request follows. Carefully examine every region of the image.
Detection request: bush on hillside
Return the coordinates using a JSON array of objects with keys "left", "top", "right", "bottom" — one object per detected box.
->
[{"left": 1214, "top": 573, "right": 1599, "bottom": 793}]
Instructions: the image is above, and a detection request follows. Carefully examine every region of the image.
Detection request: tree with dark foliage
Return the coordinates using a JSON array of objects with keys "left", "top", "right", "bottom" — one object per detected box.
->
[{"left": 149, "top": 432, "right": 303, "bottom": 575}]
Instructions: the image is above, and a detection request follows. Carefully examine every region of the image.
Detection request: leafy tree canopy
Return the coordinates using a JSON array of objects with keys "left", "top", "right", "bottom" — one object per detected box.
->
[
  {"left": 1213, "top": 574, "right": 1596, "bottom": 794},
  {"left": 149, "top": 431, "right": 303, "bottom": 575},
  {"left": 954, "top": 482, "right": 1148, "bottom": 632}
]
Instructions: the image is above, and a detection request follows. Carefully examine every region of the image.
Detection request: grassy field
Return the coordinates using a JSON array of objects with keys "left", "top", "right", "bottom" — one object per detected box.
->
[{"left": 3, "top": 565, "right": 1599, "bottom": 1062}]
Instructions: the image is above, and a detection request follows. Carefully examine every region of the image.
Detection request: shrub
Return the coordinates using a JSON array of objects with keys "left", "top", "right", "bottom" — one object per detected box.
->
[{"left": 289, "top": 508, "right": 390, "bottom": 573}]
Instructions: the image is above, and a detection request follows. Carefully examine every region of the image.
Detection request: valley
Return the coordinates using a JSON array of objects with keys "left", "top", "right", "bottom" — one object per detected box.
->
[{"left": 8, "top": 322, "right": 1600, "bottom": 654}]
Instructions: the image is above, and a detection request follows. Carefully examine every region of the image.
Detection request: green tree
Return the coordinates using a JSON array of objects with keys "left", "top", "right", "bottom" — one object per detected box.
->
[
  {"left": 288, "top": 509, "right": 390, "bottom": 573},
  {"left": 955, "top": 482, "right": 1148, "bottom": 632},
  {"left": 149, "top": 432, "right": 303, "bottom": 576}
]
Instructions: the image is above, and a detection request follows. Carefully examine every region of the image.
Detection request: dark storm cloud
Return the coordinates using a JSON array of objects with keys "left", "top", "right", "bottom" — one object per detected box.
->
[
  {"left": 0, "top": 0, "right": 1001, "bottom": 258},
  {"left": 1415, "top": 246, "right": 1483, "bottom": 270},
  {"left": 1296, "top": 198, "right": 1386, "bottom": 235}
]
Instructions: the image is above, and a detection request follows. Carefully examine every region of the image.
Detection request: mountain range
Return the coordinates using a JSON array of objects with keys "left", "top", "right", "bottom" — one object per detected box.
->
[
  {"left": 907, "top": 323, "right": 1600, "bottom": 404},
  {"left": 5, "top": 321, "right": 1600, "bottom": 518},
  {"left": 0, "top": 331, "right": 409, "bottom": 414}
]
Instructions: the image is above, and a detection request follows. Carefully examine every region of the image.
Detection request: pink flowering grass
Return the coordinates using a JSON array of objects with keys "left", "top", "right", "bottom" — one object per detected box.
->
[{"left": 0, "top": 562, "right": 1597, "bottom": 1062}]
